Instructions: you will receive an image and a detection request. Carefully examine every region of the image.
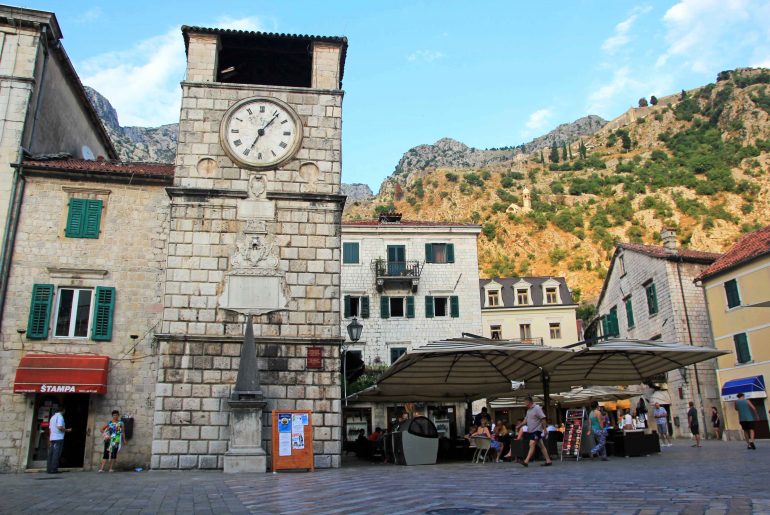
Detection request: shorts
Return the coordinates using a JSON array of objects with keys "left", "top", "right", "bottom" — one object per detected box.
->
[
  {"left": 740, "top": 420, "right": 756, "bottom": 432},
  {"left": 527, "top": 431, "right": 543, "bottom": 441},
  {"left": 690, "top": 425, "right": 699, "bottom": 436},
  {"left": 656, "top": 422, "right": 668, "bottom": 435},
  {"left": 103, "top": 441, "right": 119, "bottom": 460}
]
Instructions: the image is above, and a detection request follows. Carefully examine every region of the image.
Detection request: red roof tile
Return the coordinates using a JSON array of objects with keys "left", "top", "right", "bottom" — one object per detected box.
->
[
  {"left": 343, "top": 219, "right": 479, "bottom": 228},
  {"left": 619, "top": 242, "right": 721, "bottom": 263},
  {"left": 23, "top": 159, "right": 174, "bottom": 178},
  {"left": 695, "top": 225, "right": 770, "bottom": 282}
]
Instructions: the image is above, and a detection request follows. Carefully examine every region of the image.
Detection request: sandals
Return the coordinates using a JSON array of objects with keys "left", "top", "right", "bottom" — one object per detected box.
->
[{"left": 541, "top": 462, "right": 552, "bottom": 467}]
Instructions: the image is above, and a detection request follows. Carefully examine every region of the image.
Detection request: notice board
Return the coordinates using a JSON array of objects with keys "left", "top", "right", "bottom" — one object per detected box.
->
[
  {"left": 560, "top": 408, "right": 585, "bottom": 461},
  {"left": 271, "top": 410, "right": 314, "bottom": 472}
]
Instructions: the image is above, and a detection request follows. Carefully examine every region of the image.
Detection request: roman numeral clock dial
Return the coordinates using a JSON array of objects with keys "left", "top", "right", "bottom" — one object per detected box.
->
[{"left": 220, "top": 97, "right": 303, "bottom": 170}]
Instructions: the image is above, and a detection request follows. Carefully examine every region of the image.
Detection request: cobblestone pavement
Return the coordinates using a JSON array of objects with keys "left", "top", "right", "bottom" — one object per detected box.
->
[{"left": 0, "top": 440, "right": 768, "bottom": 514}]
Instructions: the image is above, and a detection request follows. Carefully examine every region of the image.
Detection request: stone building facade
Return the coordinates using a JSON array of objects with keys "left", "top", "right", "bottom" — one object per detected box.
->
[
  {"left": 593, "top": 230, "right": 723, "bottom": 437},
  {"left": 340, "top": 215, "right": 482, "bottom": 436},
  {"left": 0, "top": 159, "right": 172, "bottom": 472},
  {"left": 150, "top": 27, "right": 348, "bottom": 470}
]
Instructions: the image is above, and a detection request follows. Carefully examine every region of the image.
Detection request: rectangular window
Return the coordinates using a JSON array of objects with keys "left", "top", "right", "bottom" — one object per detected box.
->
[
  {"left": 519, "top": 324, "right": 532, "bottom": 340},
  {"left": 389, "top": 297, "right": 405, "bottom": 318},
  {"left": 344, "top": 295, "right": 369, "bottom": 319},
  {"left": 487, "top": 290, "right": 500, "bottom": 307},
  {"left": 625, "top": 296, "right": 635, "bottom": 328},
  {"left": 342, "top": 242, "right": 359, "bottom": 264},
  {"left": 645, "top": 281, "right": 659, "bottom": 316},
  {"left": 390, "top": 347, "right": 407, "bottom": 364},
  {"left": 724, "top": 279, "right": 741, "bottom": 309},
  {"left": 65, "top": 198, "right": 102, "bottom": 239},
  {"left": 516, "top": 289, "right": 529, "bottom": 305},
  {"left": 54, "top": 288, "right": 93, "bottom": 338},
  {"left": 545, "top": 287, "right": 558, "bottom": 304},
  {"left": 490, "top": 325, "right": 502, "bottom": 340},
  {"left": 433, "top": 297, "right": 448, "bottom": 317},
  {"left": 549, "top": 323, "right": 562, "bottom": 339},
  {"left": 734, "top": 333, "right": 751, "bottom": 364},
  {"left": 425, "top": 243, "right": 455, "bottom": 264},
  {"left": 618, "top": 255, "right": 626, "bottom": 276}
]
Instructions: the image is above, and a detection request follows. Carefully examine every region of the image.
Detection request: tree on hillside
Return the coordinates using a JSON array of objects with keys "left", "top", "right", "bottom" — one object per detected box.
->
[
  {"left": 650, "top": 95, "right": 658, "bottom": 106},
  {"left": 561, "top": 142, "right": 568, "bottom": 161},
  {"left": 620, "top": 131, "right": 632, "bottom": 151},
  {"left": 680, "top": 89, "right": 688, "bottom": 100},
  {"left": 578, "top": 140, "right": 587, "bottom": 159},
  {"left": 568, "top": 145, "right": 573, "bottom": 160},
  {"left": 549, "top": 142, "right": 560, "bottom": 163},
  {"left": 539, "top": 150, "right": 545, "bottom": 164},
  {"left": 638, "top": 97, "right": 648, "bottom": 107}
]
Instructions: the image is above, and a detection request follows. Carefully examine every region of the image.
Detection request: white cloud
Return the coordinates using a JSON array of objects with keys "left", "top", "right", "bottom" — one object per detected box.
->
[
  {"left": 74, "top": 7, "right": 102, "bottom": 24},
  {"left": 656, "top": 0, "right": 753, "bottom": 72},
  {"left": 586, "top": 66, "right": 675, "bottom": 116},
  {"left": 525, "top": 108, "right": 553, "bottom": 132},
  {"left": 79, "top": 16, "right": 264, "bottom": 127},
  {"left": 407, "top": 50, "right": 445, "bottom": 63},
  {"left": 601, "top": 6, "right": 651, "bottom": 54}
]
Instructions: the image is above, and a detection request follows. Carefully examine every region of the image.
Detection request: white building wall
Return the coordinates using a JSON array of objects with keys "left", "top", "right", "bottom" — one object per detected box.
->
[{"left": 481, "top": 305, "right": 579, "bottom": 347}]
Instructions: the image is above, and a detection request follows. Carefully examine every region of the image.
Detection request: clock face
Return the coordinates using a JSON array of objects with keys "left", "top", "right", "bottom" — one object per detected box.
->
[{"left": 220, "top": 97, "right": 302, "bottom": 169}]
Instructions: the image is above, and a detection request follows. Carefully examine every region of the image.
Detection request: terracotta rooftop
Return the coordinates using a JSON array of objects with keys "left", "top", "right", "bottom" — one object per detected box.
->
[
  {"left": 343, "top": 219, "right": 479, "bottom": 228},
  {"left": 619, "top": 242, "right": 721, "bottom": 264},
  {"left": 23, "top": 159, "right": 175, "bottom": 179},
  {"left": 695, "top": 225, "right": 770, "bottom": 282}
]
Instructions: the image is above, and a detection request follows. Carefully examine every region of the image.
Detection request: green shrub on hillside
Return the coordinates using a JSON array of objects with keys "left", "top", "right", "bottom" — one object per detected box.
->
[
  {"left": 445, "top": 172, "right": 458, "bottom": 182},
  {"left": 549, "top": 248, "right": 566, "bottom": 265},
  {"left": 482, "top": 222, "right": 496, "bottom": 240},
  {"left": 674, "top": 97, "right": 701, "bottom": 121},
  {"left": 485, "top": 255, "right": 517, "bottom": 277},
  {"left": 463, "top": 172, "right": 484, "bottom": 187}
]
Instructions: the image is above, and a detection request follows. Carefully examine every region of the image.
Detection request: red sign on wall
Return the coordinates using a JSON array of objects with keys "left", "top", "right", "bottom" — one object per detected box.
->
[{"left": 307, "top": 347, "right": 323, "bottom": 369}]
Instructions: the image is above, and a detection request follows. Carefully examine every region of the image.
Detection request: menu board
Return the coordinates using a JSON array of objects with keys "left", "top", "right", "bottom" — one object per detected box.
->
[{"left": 561, "top": 408, "right": 585, "bottom": 461}]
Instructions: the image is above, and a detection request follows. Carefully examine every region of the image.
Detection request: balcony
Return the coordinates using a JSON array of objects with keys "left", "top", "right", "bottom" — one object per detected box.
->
[{"left": 372, "top": 259, "right": 423, "bottom": 292}]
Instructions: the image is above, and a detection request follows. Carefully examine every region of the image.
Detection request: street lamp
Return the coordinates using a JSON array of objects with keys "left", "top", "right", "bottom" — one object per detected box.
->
[{"left": 344, "top": 317, "right": 363, "bottom": 406}]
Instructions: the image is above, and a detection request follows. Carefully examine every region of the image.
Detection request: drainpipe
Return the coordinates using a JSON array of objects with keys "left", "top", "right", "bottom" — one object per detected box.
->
[
  {"left": 0, "top": 26, "right": 50, "bottom": 333},
  {"left": 674, "top": 257, "right": 706, "bottom": 434}
]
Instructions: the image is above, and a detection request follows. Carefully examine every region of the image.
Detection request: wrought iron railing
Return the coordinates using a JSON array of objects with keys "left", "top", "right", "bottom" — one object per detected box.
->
[{"left": 372, "top": 259, "right": 423, "bottom": 279}]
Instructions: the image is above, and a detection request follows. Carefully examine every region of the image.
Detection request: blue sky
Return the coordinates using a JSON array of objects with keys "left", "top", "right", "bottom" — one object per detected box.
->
[{"left": 21, "top": 1, "right": 770, "bottom": 189}]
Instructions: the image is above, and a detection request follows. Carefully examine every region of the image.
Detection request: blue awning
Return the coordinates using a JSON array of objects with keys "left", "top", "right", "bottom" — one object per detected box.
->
[{"left": 721, "top": 375, "right": 766, "bottom": 401}]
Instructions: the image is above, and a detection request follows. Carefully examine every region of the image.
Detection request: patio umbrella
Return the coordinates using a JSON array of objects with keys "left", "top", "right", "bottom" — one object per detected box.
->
[
  {"left": 489, "top": 386, "right": 638, "bottom": 409},
  {"left": 546, "top": 339, "right": 729, "bottom": 392},
  {"left": 347, "top": 337, "right": 573, "bottom": 403}
]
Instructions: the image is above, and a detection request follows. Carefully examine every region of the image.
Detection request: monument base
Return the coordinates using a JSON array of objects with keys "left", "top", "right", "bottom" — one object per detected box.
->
[{"left": 223, "top": 448, "right": 267, "bottom": 473}]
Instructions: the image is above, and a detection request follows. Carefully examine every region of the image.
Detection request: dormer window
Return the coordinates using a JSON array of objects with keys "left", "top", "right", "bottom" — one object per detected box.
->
[
  {"left": 488, "top": 290, "right": 501, "bottom": 307},
  {"left": 545, "top": 287, "right": 558, "bottom": 304},
  {"left": 516, "top": 289, "right": 529, "bottom": 305}
]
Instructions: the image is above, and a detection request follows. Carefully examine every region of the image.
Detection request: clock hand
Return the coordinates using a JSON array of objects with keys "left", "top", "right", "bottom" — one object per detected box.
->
[
  {"left": 260, "top": 113, "right": 280, "bottom": 131},
  {"left": 250, "top": 114, "right": 280, "bottom": 149}
]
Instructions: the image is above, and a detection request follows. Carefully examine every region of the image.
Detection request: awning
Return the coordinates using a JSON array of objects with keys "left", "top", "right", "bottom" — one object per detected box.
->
[
  {"left": 14, "top": 354, "right": 110, "bottom": 394},
  {"left": 721, "top": 375, "right": 766, "bottom": 401}
]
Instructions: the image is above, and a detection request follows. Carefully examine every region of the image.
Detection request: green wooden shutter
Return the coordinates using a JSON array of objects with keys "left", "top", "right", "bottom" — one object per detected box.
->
[
  {"left": 406, "top": 296, "right": 415, "bottom": 318},
  {"left": 27, "top": 284, "right": 54, "bottom": 339},
  {"left": 425, "top": 243, "right": 433, "bottom": 263},
  {"left": 450, "top": 296, "right": 459, "bottom": 318},
  {"left": 91, "top": 286, "right": 116, "bottom": 341},
  {"left": 625, "top": 298, "right": 635, "bottom": 328},
  {"left": 647, "top": 283, "right": 659, "bottom": 315},
  {"left": 380, "top": 296, "right": 389, "bottom": 319},
  {"left": 82, "top": 199, "right": 102, "bottom": 238},
  {"left": 601, "top": 316, "right": 608, "bottom": 337},
  {"left": 344, "top": 295, "right": 351, "bottom": 318},
  {"left": 610, "top": 307, "right": 619, "bottom": 336},
  {"left": 447, "top": 244, "right": 455, "bottom": 263},
  {"left": 360, "top": 296, "right": 370, "bottom": 319},
  {"left": 733, "top": 333, "right": 751, "bottom": 363},
  {"left": 725, "top": 279, "right": 741, "bottom": 308},
  {"left": 425, "top": 296, "right": 434, "bottom": 318},
  {"left": 65, "top": 198, "right": 86, "bottom": 238}
]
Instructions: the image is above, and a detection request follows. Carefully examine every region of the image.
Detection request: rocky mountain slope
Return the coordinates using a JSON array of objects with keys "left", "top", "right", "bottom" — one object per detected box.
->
[
  {"left": 345, "top": 68, "right": 770, "bottom": 303},
  {"left": 340, "top": 183, "right": 374, "bottom": 202}
]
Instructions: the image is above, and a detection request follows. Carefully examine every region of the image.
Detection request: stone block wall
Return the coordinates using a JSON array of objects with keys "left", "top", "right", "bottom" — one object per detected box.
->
[
  {"left": 186, "top": 33, "right": 219, "bottom": 83},
  {"left": 0, "top": 177, "right": 169, "bottom": 471}
]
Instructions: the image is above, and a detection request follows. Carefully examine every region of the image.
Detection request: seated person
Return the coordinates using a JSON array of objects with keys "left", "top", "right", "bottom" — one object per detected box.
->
[
  {"left": 464, "top": 425, "right": 479, "bottom": 444},
  {"left": 472, "top": 420, "right": 500, "bottom": 461},
  {"left": 495, "top": 421, "right": 511, "bottom": 462},
  {"left": 355, "top": 429, "right": 372, "bottom": 459},
  {"left": 622, "top": 410, "right": 635, "bottom": 430},
  {"left": 368, "top": 427, "right": 382, "bottom": 442}
]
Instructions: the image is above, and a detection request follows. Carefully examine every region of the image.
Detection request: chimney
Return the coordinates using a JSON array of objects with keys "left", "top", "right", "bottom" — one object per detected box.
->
[{"left": 661, "top": 227, "right": 677, "bottom": 254}]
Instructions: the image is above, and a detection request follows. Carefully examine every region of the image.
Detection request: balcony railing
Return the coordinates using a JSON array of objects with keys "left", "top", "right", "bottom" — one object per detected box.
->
[{"left": 372, "top": 259, "right": 423, "bottom": 292}]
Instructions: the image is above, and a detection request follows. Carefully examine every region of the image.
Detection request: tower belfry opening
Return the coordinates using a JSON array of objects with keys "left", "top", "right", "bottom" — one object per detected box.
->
[{"left": 217, "top": 34, "right": 312, "bottom": 87}]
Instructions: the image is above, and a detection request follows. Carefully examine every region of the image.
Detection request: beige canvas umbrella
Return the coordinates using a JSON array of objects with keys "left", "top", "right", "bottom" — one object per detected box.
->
[
  {"left": 347, "top": 337, "right": 573, "bottom": 403},
  {"left": 489, "top": 386, "right": 638, "bottom": 409}
]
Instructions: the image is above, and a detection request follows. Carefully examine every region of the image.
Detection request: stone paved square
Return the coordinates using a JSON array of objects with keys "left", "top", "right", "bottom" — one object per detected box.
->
[{"left": 0, "top": 441, "right": 767, "bottom": 514}]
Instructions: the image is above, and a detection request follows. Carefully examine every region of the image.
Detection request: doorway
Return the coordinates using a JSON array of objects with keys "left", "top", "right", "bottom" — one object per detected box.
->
[
  {"left": 28, "top": 393, "right": 90, "bottom": 469},
  {"left": 386, "top": 245, "right": 405, "bottom": 276},
  {"left": 751, "top": 399, "right": 770, "bottom": 439}
]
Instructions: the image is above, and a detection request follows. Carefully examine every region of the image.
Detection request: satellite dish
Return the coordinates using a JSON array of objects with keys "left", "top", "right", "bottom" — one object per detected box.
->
[{"left": 81, "top": 145, "right": 95, "bottom": 160}]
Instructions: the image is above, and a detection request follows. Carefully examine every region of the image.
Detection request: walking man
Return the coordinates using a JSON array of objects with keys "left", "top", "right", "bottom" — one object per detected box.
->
[
  {"left": 520, "top": 396, "right": 553, "bottom": 467},
  {"left": 688, "top": 401, "right": 701, "bottom": 448},
  {"left": 47, "top": 406, "right": 71, "bottom": 474},
  {"left": 735, "top": 393, "right": 759, "bottom": 449},
  {"left": 653, "top": 402, "right": 672, "bottom": 447}
]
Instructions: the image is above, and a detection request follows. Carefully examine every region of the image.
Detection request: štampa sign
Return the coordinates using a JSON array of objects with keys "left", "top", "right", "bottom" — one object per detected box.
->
[{"left": 40, "top": 384, "right": 76, "bottom": 393}]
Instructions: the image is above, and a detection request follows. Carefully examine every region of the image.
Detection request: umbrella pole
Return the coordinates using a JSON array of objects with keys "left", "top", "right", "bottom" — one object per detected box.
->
[{"left": 542, "top": 370, "right": 551, "bottom": 421}]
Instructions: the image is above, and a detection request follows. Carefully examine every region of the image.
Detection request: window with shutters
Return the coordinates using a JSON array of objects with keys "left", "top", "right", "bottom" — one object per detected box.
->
[
  {"left": 733, "top": 333, "right": 751, "bottom": 364},
  {"left": 644, "top": 281, "right": 659, "bottom": 316},
  {"left": 487, "top": 290, "right": 501, "bottom": 307},
  {"left": 624, "top": 296, "right": 635, "bottom": 328},
  {"left": 724, "top": 279, "right": 741, "bottom": 309},
  {"left": 342, "top": 242, "right": 360, "bottom": 264},
  {"left": 389, "top": 297, "right": 405, "bottom": 318},
  {"left": 390, "top": 347, "right": 407, "bottom": 364},
  {"left": 426, "top": 296, "right": 448, "bottom": 317},
  {"left": 343, "top": 295, "right": 370, "bottom": 319},
  {"left": 490, "top": 325, "right": 502, "bottom": 339},
  {"left": 65, "top": 198, "right": 103, "bottom": 239},
  {"left": 549, "top": 323, "right": 562, "bottom": 339},
  {"left": 425, "top": 243, "right": 454, "bottom": 264}
]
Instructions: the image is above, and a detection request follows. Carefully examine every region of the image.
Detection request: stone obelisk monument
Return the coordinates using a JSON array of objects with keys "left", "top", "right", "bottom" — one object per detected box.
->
[{"left": 223, "top": 315, "right": 267, "bottom": 473}]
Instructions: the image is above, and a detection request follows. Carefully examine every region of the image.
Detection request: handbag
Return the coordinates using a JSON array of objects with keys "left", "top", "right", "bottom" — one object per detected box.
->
[{"left": 103, "top": 429, "right": 111, "bottom": 442}]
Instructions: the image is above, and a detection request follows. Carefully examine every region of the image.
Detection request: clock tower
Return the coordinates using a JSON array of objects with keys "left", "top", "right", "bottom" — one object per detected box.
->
[{"left": 152, "top": 27, "right": 347, "bottom": 470}]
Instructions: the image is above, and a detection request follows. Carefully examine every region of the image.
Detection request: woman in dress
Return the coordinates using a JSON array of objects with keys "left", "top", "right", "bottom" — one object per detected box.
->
[
  {"left": 99, "top": 410, "right": 125, "bottom": 472},
  {"left": 711, "top": 406, "right": 721, "bottom": 440}
]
